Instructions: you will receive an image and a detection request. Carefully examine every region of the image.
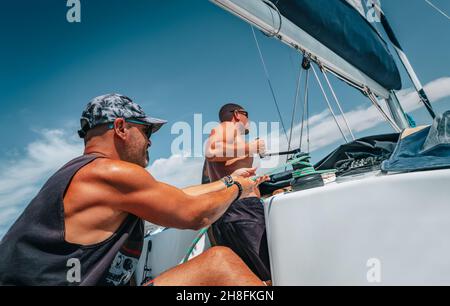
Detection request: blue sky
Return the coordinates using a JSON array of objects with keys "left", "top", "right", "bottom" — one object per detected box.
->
[{"left": 0, "top": 0, "right": 449, "bottom": 237}]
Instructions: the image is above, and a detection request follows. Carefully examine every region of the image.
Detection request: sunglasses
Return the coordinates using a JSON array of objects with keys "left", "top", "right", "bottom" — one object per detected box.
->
[
  {"left": 231, "top": 110, "right": 249, "bottom": 118},
  {"left": 108, "top": 119, "right": 153, "bottom": 139}
]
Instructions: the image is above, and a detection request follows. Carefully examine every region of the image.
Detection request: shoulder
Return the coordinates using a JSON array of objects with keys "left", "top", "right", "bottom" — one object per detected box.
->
[
  {"left": 76, "top": 157, "right": 154, "bottom": 189},
  {"left": 209, "top": 123, "right": 236, "bottom": 140}
]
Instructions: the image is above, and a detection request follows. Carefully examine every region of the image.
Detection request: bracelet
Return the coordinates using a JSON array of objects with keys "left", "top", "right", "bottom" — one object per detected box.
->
[{"left": 232, "top": 181, "right": 243, "bottom": 202}]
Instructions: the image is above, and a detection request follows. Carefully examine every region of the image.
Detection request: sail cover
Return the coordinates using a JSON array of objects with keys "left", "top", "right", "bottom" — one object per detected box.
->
[
  {"left": 269, "top": 0, "right": 401, "bottom": 90},
  {"left": 345, "top": 0, "right": 366, "bottom": 17}
]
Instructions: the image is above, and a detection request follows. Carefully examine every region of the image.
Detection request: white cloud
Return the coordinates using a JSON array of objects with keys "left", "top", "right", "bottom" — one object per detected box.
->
[
  {"left": 148, "top": 154, "right": 204, "bottom": 188},
  {"left": 0, "top": 130, "right": 83, "bottom": 200},
  {"left": 397, "top": 77, "right": 450, "bottom": 112}
]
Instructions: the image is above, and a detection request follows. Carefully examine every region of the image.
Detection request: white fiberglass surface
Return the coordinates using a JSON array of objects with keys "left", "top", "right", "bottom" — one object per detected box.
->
[
  {"left": 264, "top": 169, "right": 450, "bottom": 285},
  {"left": 135, "top": 228, "right": 210, "bottom": 284}
]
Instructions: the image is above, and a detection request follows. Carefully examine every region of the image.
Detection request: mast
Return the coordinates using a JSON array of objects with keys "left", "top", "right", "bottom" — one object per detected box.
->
[{"left": 385, "top": 91, "right": 411, "bottom": 130}]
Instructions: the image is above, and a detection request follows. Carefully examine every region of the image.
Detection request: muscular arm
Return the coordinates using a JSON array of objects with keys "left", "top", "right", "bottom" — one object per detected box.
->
[
  {"left": 206, "top": 142, "right": 251, "bottom": 162},
  {"left": 205, "top": 126, "right": 252, "bottom": 162},
  {"left": 182, "top": 180, "right": 227, "bottom": 196},
  {"left": 90, "top": 160, "right": 242, "bottom": 230},
  {"left": 183, "top": 168, "right": 257, "bottom": 196}
]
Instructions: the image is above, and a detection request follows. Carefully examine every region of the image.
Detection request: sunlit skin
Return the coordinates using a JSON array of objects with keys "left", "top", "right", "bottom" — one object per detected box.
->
[
  {"left": 63, "top": 117, "right": 268, "bottom": 286},
  {"left": 205, "top": 109, "right": 266, "bottom": 197}
]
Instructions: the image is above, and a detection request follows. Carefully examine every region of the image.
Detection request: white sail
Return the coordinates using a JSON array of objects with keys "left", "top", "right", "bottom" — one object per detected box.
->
[{"left": 210, "top": 0, "right": 392, "bottom": 99}]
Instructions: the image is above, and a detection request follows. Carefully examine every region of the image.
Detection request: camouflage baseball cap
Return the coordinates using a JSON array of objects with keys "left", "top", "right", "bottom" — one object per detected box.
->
[{"left": 78, "top": 93, "right": 167, "bottom": 138}]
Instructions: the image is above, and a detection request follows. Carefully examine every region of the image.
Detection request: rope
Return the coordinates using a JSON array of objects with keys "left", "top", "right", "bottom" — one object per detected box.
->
[
  {"left": 255, "top": 153, "right": 335, "bottom": 180},
  {"left": 322, "top": 69, "right": 356, "bottom": 141},
  {"left": 287, "top": 65, "right": 303, "bottom": 155},
  {"left": 285, "top": 154, "right": 336, "bottom": 178},
  {"left": 261, "top": 0, "right": 283, "bottom": 36},
  {"left": 182, "top": 227, "right": 209, "bottom": 264},
  {"left": 251, "top": 26, "right": 289, "bottom": 142},
  {"left": 311, "top": 64, "right": 350, "bottom": 143},
  {"left": 424, "top": 0, "right": 450, "bottom": 21},
  {"left": 260, "top": 153, "right": 336, "bottom": 179},
  {"left": 299, "top": 69, "right": 309, "bottom": 152},
  {"left": 293, "top": 166, "right": 337, "bottom": 179},
  {"left": 306, "top": 73, "right": 310, "bottom": 153}
]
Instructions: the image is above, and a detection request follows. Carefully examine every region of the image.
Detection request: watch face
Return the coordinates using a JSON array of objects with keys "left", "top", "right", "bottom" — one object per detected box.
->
[{"left": 224, "top": 175, "right": 234, "bottom": 187}]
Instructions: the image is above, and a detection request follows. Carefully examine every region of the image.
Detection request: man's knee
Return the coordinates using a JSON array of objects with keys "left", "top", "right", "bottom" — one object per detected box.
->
[
  {"left": 204, "top": 246, "right": 239, "bottom": 265},
  {"left": 202, "top": 246, "right": 249, "bottom": 276}
]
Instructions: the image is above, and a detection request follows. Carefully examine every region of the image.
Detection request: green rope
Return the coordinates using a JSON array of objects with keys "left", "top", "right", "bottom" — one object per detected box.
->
[
  {"left": 255, "top": 153, "right": 336, "bottom": 181},
  {"left": 292, "top": 168, "right": 336, "bottom": 178},
  {"left": 291, "top": 159, "right": 337, "bottom": 178},
  {"left": 252, "top": 155, "right": 310, "bottom": 181},
  {"left": 182, "top": 227, "right": 209, "bottom": 264}
]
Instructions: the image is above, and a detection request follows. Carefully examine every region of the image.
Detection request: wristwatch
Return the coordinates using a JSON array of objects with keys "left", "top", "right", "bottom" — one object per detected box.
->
[{"left": 221, "top": 175, "right": 234, "bottom": 188}]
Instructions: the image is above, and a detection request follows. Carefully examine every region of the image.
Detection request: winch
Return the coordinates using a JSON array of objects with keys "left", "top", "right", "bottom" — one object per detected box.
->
[{"left": 258, "top": 152, "right": 334, "bottom": 196}]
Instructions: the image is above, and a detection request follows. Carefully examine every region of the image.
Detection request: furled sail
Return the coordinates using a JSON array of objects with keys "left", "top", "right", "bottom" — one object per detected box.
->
[
  {"left": 211, "top": 0, "right": 402, "bottom": 98},
  {"left": 344, "top": 0, "right": 366, "bottom": 17},
  {"left": 268, "top": 0, "right": 401, "bottom": 90}
]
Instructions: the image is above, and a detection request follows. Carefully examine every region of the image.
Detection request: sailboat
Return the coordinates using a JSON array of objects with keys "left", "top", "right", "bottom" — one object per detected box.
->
[{"left": 136, "top": 0, "right": 450, "bottom": 285}]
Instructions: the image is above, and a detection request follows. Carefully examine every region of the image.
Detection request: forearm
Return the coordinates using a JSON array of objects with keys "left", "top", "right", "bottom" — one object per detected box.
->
[
  {"left": 120, "top": 181, "right": 238, "bottom": 230},
  {"left": 207, "top": 142, "right": 250, "bottom": 162},
  {"left": 182, "top": 179, "right": 227, "bottom": 196},
  {"left": 190, "top": 184, "right": 239, "bottom": 229}
]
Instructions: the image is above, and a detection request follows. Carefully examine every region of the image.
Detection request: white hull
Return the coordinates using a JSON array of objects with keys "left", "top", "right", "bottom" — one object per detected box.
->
[
  {"left": 135, "top": 228, "right": 210, "bottom": 285},
  {"left": 264, "top": 169, "right": 450, "bottom": 285}
]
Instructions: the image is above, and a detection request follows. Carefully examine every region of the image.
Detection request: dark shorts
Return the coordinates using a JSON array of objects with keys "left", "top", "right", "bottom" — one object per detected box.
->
[{"left": 212, "top": 197, "right": 271, "bottom": 281}]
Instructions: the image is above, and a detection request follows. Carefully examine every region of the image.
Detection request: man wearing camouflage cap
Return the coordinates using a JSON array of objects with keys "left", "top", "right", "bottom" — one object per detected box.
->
[{"left": 0, "top": 94, "right": 267, "bottom": 286}]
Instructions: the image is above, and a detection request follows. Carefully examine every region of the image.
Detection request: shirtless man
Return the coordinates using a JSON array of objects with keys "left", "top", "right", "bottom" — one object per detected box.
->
[
  {"left": 204, "top": 103, "right": 272, "bottom": 281},
  {"left": 0, "top": 94, "right": 267, "bottom": 286}
]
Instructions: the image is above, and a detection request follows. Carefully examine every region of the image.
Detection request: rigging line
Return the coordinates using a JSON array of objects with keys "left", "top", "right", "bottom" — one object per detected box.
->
[
  {"left": 299, "top": 70, "right": 309, "bottom": 152},
  {"left": 261, "top": 0, "right": 283, "bottom": 37},
  {"left": 424, "top": 0, "right": 450, "bottom": 21},
  {"left": 366, "top": 90, "right": 402, "bottom": 133},
  {"left": 306, "top": 76, "right": 310, "bottom": 153},
  {"left": 287, "top": 66, "right": 303, "bottom": 155},
  {"left": 311, "top": 64, "right": 350, "bottom": 143},
  {"left": 321, "top": 68, "right": 356, "bottom": 141},
  {"left": 251, "top": 26, "right": 289, "bottom": 142},
  {"left": 304, "top": 57, "right": 312, "bottom": 153}
]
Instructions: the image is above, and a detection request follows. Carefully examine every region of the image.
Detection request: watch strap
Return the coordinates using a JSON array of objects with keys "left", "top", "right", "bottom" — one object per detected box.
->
[{"left": 233, "top": 181, "right": 243, "bottom": 202}]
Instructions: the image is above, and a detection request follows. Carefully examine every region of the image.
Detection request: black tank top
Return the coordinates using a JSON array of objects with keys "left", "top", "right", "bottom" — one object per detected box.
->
[{"left": 0, "top": 154, "right": 144, "bottom": 286}]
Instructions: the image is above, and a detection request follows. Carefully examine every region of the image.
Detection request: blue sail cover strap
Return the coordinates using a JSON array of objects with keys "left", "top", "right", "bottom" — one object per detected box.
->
[{"left": 270, "top": 0, "right": 402, "bottom": 90}]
